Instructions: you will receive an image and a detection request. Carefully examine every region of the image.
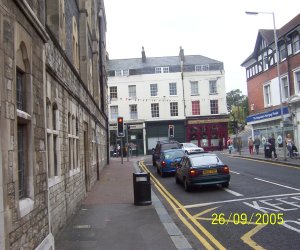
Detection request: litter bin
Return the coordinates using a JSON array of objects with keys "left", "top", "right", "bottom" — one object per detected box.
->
[{"left": 133, "top": 172, "right": 151, "bottom": 205}]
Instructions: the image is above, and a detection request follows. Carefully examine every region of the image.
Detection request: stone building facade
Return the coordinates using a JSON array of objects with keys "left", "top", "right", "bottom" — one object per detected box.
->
[{"left": 0, "top": 0, "right": 108, "bottom": 249}]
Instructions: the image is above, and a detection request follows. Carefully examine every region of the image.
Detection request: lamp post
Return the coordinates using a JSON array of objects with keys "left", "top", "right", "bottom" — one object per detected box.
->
[{"left": 246, "top": 11, "right": 287, "bottom": 160}]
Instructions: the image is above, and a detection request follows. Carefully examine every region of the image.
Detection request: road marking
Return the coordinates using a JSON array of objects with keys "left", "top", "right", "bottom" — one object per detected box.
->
[
  {"left": 230, "top": 170, "right": 240, "bottom": 174},
  {"left": 139, "top": 161, "right": 226, "bottom": 250},
  {"left": 223, "top": 188, "right": 244, "bottom": 196},
  {"left": 254, "top": 178, "right": 300, "bottom": 191},
  {"left": 241, "top": 225, "right": 267, "bottom": 250},
  {"left": 184, "top": 192, "right": 300, "bottom": 209}
]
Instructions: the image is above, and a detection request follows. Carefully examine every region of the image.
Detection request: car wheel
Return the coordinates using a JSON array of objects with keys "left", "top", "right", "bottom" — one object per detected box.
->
[
  {"left": 222, "top": 182, "right": 229, "bottom": 188},
  {"left": 184, "top": 178, "right": 191, "bottom": 192}
]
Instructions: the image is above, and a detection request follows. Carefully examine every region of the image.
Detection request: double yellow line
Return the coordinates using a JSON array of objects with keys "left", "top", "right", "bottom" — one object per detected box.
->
[{"left": 139, "top": 161, "right": 226, "bottom": 250}]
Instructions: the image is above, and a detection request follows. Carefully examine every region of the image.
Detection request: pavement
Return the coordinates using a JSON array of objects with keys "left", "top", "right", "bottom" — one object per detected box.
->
[
  {"left": 55, "top": 156, "right": 193, "bottom": 250},
  {"left": 223, "top": 146, "right": 300, "bottom": 167}
]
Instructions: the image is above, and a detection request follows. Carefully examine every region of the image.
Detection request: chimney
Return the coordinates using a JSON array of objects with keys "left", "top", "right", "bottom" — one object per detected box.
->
[
  {"left": 179, "top": 46, "right": 184, "bottom": 61},
  {"left": 142, "top": 46, "right": 146, "bottom": 63}
]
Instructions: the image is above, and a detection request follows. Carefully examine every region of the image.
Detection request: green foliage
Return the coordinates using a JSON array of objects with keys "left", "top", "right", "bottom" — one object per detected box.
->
[{"left": 226, "top": 89, "right": 249, "bottom": 134}]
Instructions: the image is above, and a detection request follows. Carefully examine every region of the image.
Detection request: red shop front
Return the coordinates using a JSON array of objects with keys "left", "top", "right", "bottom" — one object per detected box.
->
[{"left": 186, "top": 116, "right": 229, "bottom": 151}]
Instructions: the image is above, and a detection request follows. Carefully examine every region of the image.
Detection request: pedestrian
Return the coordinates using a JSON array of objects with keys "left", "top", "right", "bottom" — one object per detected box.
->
[
  {"left": 286, "top": 134, "right": 294, "bottom": 158},
  {"left": 227, "top": 137, "right": 233, "bottom": 154},
  {"left": 254, "top": 136, "right": 261, "bottom": 155},
  {"left": 248, "top": 137, "right": 254, "bottom": 155},
  {"left": 268, "top": 134, "right": 277, "bottom": 160}
]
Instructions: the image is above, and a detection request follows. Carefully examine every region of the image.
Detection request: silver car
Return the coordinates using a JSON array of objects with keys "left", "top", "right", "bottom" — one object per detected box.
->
[{"left": 180, "top": 142, "right": 204, "bottom": 155}]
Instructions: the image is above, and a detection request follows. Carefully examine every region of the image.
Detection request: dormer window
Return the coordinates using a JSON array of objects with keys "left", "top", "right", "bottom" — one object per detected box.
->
[
  {"left": 155, "top": 67, "right": 169, "bottom": 74},
  {"left": 195, "top": 64, "right": 209, "bottom": 71},
  {"left": 115, "top": 69, "right": 129, "bottom": 76}
]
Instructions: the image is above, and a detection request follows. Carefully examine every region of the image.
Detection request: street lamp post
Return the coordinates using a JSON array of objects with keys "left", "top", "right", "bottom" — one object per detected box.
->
[{"left": 246, "top": 11, "right": 287, "bottom": 161}]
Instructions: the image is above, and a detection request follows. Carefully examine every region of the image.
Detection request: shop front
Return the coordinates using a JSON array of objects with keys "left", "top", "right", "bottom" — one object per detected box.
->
[
  {"left": 246, "top": 107, "right": 293, "bottom": 148},
  {"left": 109, "top": 123, "right": 145, "bottom": 156},
  {"left": 186, "top": 115, "right": 229, "bottom": 151}
]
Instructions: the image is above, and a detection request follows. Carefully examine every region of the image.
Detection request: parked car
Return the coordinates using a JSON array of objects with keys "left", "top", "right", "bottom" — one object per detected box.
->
[
  {"left": 156, "top": 149, "right": 185, "bottom": 177},
  {"left": 152, "top": 140, "right": 181, "bottom": 166},
  {"left": 180, "top": 142, "right": 204, "bottom": 154},
  {"left": 175, "top": 153, "right": 230, "bottom": 192}
]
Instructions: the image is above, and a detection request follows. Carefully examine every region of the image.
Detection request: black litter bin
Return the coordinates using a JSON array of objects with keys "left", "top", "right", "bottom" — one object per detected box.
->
[{"left": 133, "top": 172, "right": 152, "bottom": 205}]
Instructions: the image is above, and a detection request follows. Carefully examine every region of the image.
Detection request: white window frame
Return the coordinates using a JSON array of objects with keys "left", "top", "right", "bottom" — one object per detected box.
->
[
  {"left": 280, "top": 44, "right": 287, "bottom": 61},
  {"left": 190, "top": 81, "right": 199, "bottom": 95},
  {"left": 294, "top": 70, "right": 300, "bottom": 93},
  {"left": 292, "top": 34, "right": 300, "bottom": 54},
  {"left": 281, "top": 75, "right": 289, "bottom": 101},
  {"left": 195, "top": 64, "right": 209, "bottom": 71},
  {"left": 115, "top": 69, "right": 129, "bottom": 76},
  {"left": 155, "top": 67, "right": 169, "bottom": 74},
  {"left": 150, "top": 84, "right": 158, "bottom": 96},
  {"left": 209, "top": 80, "right": 217, "bottom": 94},
  {"left": 110, "top": 86, "right": 117, "bottom": 100},
  {"left": 210, "top": 100, "right": 218, "bottom": 114},
  {"left": 151, "top": 103, "right": 159, "bottom": 118},
  {"left": 263, "top": 83, "right": 272, "bottom": 107},
  {"left": 169, "top": 82, "right": 177, "bottom": 96},
  {"left": 170, "top": 102, "right": 178, "bottom": 117},
  {"left": 128, "top": 85, "right": 136, "bottom": 99},
  {"left": 110, "top": 105, "right": 119, "bottom": 120},
  {"left": 129, "top": 104, "right": 138, "bottom": 119}
]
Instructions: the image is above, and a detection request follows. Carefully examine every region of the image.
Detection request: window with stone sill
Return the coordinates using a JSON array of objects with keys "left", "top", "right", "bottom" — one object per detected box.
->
[
  {"left": 169, "top": 82, "right": 177, "bottom": 96},
  {"left": 150, "top": 84, "right": 158, "bottom": 97},
  {"left": 264, "top": 83, "right": 272, "bottom": 107},
  {"left": 110, "top": 86, "right": 118, "bottom": 100}
]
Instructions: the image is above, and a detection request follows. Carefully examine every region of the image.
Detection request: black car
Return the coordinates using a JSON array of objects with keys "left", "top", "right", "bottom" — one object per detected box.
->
[
  {"left": 175, "top": 153, "right": 230, "bottom": 192},
  {"left": 152, "top": 140, "right": 181, "bottom": 166}
]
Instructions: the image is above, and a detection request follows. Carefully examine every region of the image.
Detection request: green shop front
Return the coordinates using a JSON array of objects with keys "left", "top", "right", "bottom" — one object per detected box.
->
[{"left": 145, "top": 120, "right": 185, "bottom": 155}]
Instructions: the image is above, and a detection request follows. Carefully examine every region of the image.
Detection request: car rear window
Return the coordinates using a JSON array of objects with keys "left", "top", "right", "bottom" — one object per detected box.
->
[
  {"left": 161, "top": 143, "right": 180, "bottom": 150},
  {"left": 164, "top": 150, "right": 185, "bottom": 160},
  {"left": 191, "top": 155, "right": 222, "bottom": 167}
]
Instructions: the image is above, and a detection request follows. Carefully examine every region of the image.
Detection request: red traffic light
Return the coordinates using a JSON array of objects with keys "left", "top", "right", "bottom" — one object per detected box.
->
[{"left": 118, "top": 117, "right": 123, "bottom": 123}]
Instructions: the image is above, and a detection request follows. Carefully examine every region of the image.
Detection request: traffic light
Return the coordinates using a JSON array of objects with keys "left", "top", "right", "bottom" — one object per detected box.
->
[
  {"left": 169, "top": 125, "right": 174, "bottom": 138},
  {"left": 117, "top": 117, "right": 124, "bottom": 137}
]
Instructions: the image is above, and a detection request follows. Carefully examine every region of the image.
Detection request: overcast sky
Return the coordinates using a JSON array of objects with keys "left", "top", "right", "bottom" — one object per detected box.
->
[{"left": 104, "top": 0, "right": 300, "bottom": 94}]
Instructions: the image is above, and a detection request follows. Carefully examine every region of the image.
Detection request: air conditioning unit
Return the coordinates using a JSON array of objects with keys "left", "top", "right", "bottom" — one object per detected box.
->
[{"left": 250, "top": 104, "right": 255, "bottom": 111}]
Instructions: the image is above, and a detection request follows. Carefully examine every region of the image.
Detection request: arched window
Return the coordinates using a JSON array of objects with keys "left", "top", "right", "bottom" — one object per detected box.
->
[{"left": 72, "top": 17, "right": 79, "bottom": 70}]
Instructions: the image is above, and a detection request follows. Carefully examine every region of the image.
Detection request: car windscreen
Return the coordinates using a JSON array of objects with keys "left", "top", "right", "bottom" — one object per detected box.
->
[
  {"left": 190, "top": 155, "right": 222, "bottom": 167},
  {"left": 183, "top": 143, "right": 197, "bottom": 148},
  {"left": 164, "top": 150, "right": 185, "bottom": 160},
  {"left": 161, "top": 143, "right": 180, "bottom": 150}
]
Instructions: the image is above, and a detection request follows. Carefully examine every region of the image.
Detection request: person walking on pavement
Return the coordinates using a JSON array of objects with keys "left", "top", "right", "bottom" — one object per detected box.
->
[
  {"left": 254, "top": 136, "right": 261, "bottom": 155},
  {"left": 248, "top": 137, "right": 254, "bottom": 155},
  {"left": 268, "top": 134, "right": 278, "bottom": 160},
  {"left": 227, "top": 137, "right": 233, "bottom": 154},
  {"left": 286, "top": 134, "right": 294, "bottom": 158}
]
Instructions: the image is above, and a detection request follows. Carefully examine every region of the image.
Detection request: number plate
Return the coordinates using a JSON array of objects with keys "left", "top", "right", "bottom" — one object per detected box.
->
[{"left": 203, "top": 169, "right": 217, "bottom": 175}]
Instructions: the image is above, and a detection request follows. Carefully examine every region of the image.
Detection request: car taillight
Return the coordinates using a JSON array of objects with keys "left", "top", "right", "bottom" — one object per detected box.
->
[
  {"left": 218, "top": 165, "right": 229, "bottom": 174},
  {"left": 189, "top": 169, "right": 201, "bottom": 177},
  {"left": 161, "top": 161, "right": 166, "bottom": 167}
]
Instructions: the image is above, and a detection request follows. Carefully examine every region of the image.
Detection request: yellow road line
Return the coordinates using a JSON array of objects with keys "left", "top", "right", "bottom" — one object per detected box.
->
[
  {"left": 241, "top": 225, "right": 267, "bottom": 250},
  {"left": 193, "top": 207, "right": 219, "bottom": 218},
  {"left": 140, "top": 161, "right": 226, "bottom": 250}
]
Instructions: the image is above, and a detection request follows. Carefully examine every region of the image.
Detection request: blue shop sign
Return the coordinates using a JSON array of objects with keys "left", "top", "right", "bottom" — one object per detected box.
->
[{"left": 246, "top": 107, "right": 289, "bottom": 123}]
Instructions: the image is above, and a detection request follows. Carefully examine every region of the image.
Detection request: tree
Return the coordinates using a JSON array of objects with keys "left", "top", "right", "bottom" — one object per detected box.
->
[{"left": 226, "top": 89, "right": 249, "bottom": 133}]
